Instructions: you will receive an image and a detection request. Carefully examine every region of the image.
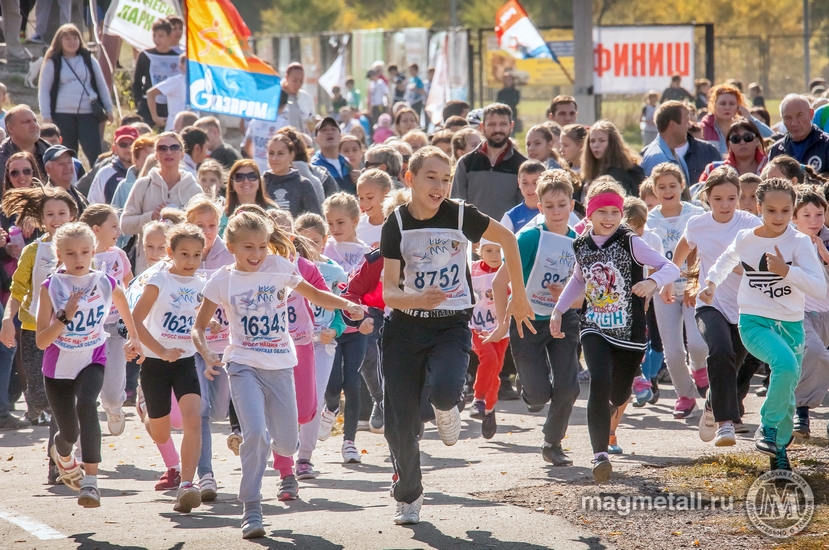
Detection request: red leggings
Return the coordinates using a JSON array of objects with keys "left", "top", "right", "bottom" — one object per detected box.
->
[{"left": 472, "top": 332, "right": 510, "bottom": 410}]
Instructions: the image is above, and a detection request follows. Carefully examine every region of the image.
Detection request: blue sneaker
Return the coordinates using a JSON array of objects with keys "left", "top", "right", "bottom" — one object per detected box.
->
[
  {"left": 469, "top": 399, "right": 485, "bottom": 419},
  {"left": 755, "top": 425, "right": 778, "bottom": 457}
]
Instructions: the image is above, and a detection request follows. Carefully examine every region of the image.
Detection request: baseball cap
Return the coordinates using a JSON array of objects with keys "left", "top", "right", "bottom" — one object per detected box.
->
[
  {"left": 315, "top": 117, "right": 340, "bottom": 135},
  {"left": 114, "top": 126, "right": 139, "bottom": 144},
  {"left": 43, "top": 145, "right": 76, "bottom": 164}
]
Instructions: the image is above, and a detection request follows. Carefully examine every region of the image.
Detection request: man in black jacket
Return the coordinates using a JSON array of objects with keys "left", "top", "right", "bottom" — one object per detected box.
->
[
  {"left": 0, "top": 106, "right": 50, "bottom": 181},
  {"left": 769, "top": 94, "right": 829, "bottom": 173}
]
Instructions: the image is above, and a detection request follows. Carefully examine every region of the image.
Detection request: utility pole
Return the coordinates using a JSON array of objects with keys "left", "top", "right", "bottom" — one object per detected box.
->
[
  {"left": 573, "top": 0, "right": 595, "bottom": 123},
  {"left": 804, "top": 0, "right": 811, "bottom": 90},
  {"left": 450, "top": 0, "right": 459, "bottom": 27}
]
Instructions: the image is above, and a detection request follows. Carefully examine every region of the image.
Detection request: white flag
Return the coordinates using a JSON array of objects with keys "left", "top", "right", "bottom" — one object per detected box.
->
[
  {"left": 319, "top": 49, "right": 347, "bottom": 98},
  {"left": 425, "top": 34, "right": 449, "bottom": 126}
]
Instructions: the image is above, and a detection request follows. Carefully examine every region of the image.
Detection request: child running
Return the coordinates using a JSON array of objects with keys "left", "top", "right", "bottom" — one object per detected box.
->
[
  {"left": 192, "top": 209, "right": 364, "bottom": 539},
  {"left": 381, "top": 146, "right": 534, "bottom": 524},
  {"left": 550, "top": 179, "right": 679, "bottom": 483},
  {"left": 80, "top": 204, "right": 134, "bottom": 436},
  {"left": 131, "top": 223, "right": 207, "bottom": 513},
  {"left": 356, "top": 168, "right": 393, "bottom": 248},
  {"left": 500, "top": 160, "right": 545, "bottom": 234},
  {"left": 699, "top": 178, "right": 825, "bottom": 470},
  {"left": 490, "top": 169, "right": 580, "bottom": 461},
  {"left": 674, "top": 167, "right": 761, "bottom": 446},
  {"left": 37, "top": 222, "right": 143, "bottom": 507},
  {"left": 647, "top": 163, "right": 707, "bottom": 417},
  {"left": 791, "top": 189, "right": 829, "bottom": 439}
]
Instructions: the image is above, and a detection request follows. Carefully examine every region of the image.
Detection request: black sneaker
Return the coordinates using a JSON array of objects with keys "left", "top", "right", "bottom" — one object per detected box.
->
[
  {"left": 541, "top": 442, "right": 573, "bottom": 466},
  {"left": 527, "top": 403, "right": 544, "bottom": 413},
  {"left": 592, "top": 455, "right": 612, "bottom": 483},
  {"left": 498, "top": 381, "right": 520, "bottom": 401},
  {"left": 793, "top": 407, "right": 810, "bottom": 439},
  {"left": 755, "top": 425, "right": 778, "bottom": 457},
  {"left": 47, "top": 464, "right": 60, "bottom": 485},
  {"left": 0, "top": 413, "right": 31, "bottom": 430},
  {"left": 481, "top": 411, "right": 497, "bottom": 439},
  {"left": 369, "top": 401, "right": 384, "bottom": 434},
  {"left": 772, "top": 446, "right": 791, "bottom": 472},
  {"left": 649, "top": 378, "right": 660, "bottom": 404},
  {"left": 469, "top": 400, "right": 485, "bottom": 419}
]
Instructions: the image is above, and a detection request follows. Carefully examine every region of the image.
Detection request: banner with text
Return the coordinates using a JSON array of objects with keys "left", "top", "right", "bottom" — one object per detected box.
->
[
  {"left": 485, "top": 29, "right": 574, "bottom": 87},
  {"left": 103, "top": 0, "right": 181, "bottom": 52},
  {"left": 592, "top": 26, "right": 695, "bottom": 94},
  {"left": 186, "top": 0, "right": 281, "bottom": 121}
]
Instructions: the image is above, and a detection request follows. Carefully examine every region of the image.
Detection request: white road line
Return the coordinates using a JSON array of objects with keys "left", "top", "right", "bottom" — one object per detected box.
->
[{"left": 0, "top": 506, "right": 65, "bottom": 540}]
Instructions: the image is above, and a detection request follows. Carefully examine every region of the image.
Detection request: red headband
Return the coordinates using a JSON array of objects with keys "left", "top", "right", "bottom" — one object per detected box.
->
[{"left": 586, "top": 193, "right": 624, "bottom": 218}]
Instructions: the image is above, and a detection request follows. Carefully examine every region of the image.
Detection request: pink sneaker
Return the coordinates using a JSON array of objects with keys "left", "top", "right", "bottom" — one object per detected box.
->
[
  {"left": 673, "top": 396, "right": 697, "bottom": 419},
  {"left": 691, "top": 369, "right": 709, "bottom": 395}
]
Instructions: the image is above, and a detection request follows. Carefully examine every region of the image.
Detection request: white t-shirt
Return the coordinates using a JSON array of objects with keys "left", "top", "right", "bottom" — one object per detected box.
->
[
  {"left": 202, "top": 255, "right": 302, "bottom": 370},
  {"left": 152, "top": 73, "right": 186, "bottom": 132},
  {"left": 357, "top": 214, "right": 383, "bottom": 249},
  {"left": 684, "top": 209, "right": 761, "bottom": 323},
  {"left": 707, "top": 226, "right": 826, "bottom": 323},
  {"left": 245, "top": 116, "right": 288, "bottom": 173},
  {"left": 369, "top": 79, "right": 389, "bottom": 108},
  {"left": 646, "top": 202, "right": 705, "bottom": 294}
]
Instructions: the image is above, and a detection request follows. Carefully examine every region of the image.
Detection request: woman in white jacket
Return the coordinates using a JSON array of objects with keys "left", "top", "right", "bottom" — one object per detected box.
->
[{"left": 121, "top": 132, "right": 203, "bottom": 272}]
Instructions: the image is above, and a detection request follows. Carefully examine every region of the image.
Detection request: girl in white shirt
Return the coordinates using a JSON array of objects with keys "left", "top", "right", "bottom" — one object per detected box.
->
[
  {"left": 356, "top": 169, "right": 392, "bottom": 248},
  {"left": 699, "top": 178, "right": 826, "bottom": 471},
  {"left": 192, "top": 208, "right": 363, "bottom": 540}
]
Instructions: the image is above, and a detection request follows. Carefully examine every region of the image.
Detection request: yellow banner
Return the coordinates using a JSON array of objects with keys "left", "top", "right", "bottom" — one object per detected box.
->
[{"left": 485, "top": 29, "right": 574, "bottom": 87}]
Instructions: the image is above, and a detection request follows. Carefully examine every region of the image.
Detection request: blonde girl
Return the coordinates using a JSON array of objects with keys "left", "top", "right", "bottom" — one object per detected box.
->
[
  {"left": 37, "top": 222, "right": 142, "bottom": 507},
  {"left": 356, "top": 169, "right": 393, "bottom": 248},
  {"left": 192, "top": 209, "right": 363, "bottom": 539},
  {"left": 323, "top": 192, "right": 367, "bottom": 275},
  {"left": 80, "top": 204, "right": 134, "bottom": 436}
]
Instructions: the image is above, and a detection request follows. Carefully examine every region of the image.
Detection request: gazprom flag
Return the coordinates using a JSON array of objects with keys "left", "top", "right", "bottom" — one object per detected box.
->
[
  {"left": 186, "top": 0, "right": 280, "bottom": 121},
  {"left": 495, "top": 0, "right": 555, "bottom": 61}
]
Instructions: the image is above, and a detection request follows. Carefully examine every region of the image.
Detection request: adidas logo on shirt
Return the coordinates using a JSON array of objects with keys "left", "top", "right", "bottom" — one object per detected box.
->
[{"left": 741, "top": 254, "right": 792, "bottom": 298}]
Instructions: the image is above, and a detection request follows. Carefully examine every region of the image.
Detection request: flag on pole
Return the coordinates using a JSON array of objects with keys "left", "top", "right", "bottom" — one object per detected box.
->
[
  {"left": 494, "top": 0, "right": 573, "bottom": 83},
  {"left": 424, "top": 34, "right": 449, "bottom": 126},
  {"left": 186, "top": 0, "right": 281, "bottom": 121},
  {"left": 319, "top": 41, "right": 348, "bottom": 98}
]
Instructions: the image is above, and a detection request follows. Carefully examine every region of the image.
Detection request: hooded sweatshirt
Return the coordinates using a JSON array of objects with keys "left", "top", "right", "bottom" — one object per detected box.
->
[
  {"left": 120, "top": 167, "right": 203, "bottom": 272},
  {"left": 263, "top": 168, "right": 321, "bottom": 218}
]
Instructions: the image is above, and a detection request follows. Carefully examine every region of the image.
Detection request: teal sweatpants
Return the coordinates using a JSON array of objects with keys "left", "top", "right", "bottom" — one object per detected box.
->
[{"left": 738, "top": 314, "right": 805, "bottom": 446}]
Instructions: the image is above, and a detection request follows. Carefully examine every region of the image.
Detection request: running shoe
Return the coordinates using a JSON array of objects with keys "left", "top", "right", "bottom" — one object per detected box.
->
[
  {"left": 673, "top": 397, "right": 697, "bottom": 419},
  {"left": 277, "top": 475, "right": 299, "bottom": 501},
  {"left": 47, "top": 463, "right": 60, "bottom": 485},
  {"left": 755, "top": 386, "right": 768, "bottom": 397},
  {"left": 199, "top": 473, "right": 217, "bottom": 501},
  {"left": 393, "top": 494, "right": 423, "bottom": 525},
  {"left": 227, "top": 430, "right": 242, "bottom": 456},
  {"left": 0, "top": 413, "right": 30, "bottom": 430},
  {"left": 155, "top": 467, "right": 181, "bottom": 491},
  {"left": 733, "top": 422, "right": 750, "bottom": 434},
  {"left": 295, "top": 459, "right": 317, "bottom": 480},
  {"left": 608, "top": 435, "right": 622, "bottom": 455},
  {"left": 691, "top": 368, "right": 709, "bottom": 398},
  {"left": 242, "top": 514, "right": 265, "bottom": 539},
  {"left": 714, "top": 423, "right": 736, "bottom": 446},
  {"left": 106, "top": 408, "right": 126, "bottom": 436},
  {"left": 592, "top": 454, "right": 612, "bottom": 483},
  {"left": 631, "top": 376, "right": 653, "bottom": 407},
  {"left": 541, "top": 442, "right": 573, "bottom": 466},
  {"left": 481, "top": 411, "right": 497, "bottom": 439},
  {"left": 773, "top": 446, "right": 791, "bottom": 472},
  {"left": 369, "top": 401, "right": 384, "bottom": 434},
  {"left": 698, "top": 397, "right": 716, "bottom": 442},
  {"left": 342, "top": 440, "right": 361, "bottom": 463},
  {"left": 657, "top": 366, "right": 671, "bottom": 384},
  {"left": 432, "top": 405, "right": 461, "bottom": 446},
  {"left": 136, "top": 386, "right": 148, "bottom": 424},
  {"left": 755, "top": 425, "right": 778, "bottom": 457},
  {"left": 173, "top": 482, "right": 201, "bottom": 513},
  {"left": 469, "top": 399, "right": 485, "bottom": 419},
  {"left": 356, "top": 420, "right": 371, "bottom": 432},
  {"left": 649, "top": 377, "right": 660, "bottom": 404},
  {"left": 50, "top": 443, "right": 83, "bottom": 491},
  {"left": 498, "top": 380, "right": 519, "bottom": 401},
  {"left": 793, "top": 408, "right": 810, "bottom": 439},
  {"left": 78, "top": 483, "right": 101, "bottom": 508},
  {"left": 317, "top": 407, "right": 338, "bottom": 442}
]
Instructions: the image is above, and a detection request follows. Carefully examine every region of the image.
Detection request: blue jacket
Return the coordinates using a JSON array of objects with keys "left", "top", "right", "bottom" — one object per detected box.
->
[
  {"left": 769, "top": 125, "right": 829, "bottom": 174},
  {"left": 311, "top": 152, "right": 353, "bottom": 194},
  {"left": 640, "top": 134, "right": 721, "bottom": 185}
]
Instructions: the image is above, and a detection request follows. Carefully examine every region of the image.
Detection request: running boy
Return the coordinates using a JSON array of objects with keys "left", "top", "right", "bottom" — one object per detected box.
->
[{"left": 380, "top": 146, "right": 534, "bottom": 524}]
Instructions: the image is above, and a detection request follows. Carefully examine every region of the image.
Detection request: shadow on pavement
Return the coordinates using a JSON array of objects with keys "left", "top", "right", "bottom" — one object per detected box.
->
[
  {"left": 403, "top": 522, "right": 608, "bottom": 549},
  {"left": 71, "top": 533, "right": 185, "bottom": 549}
]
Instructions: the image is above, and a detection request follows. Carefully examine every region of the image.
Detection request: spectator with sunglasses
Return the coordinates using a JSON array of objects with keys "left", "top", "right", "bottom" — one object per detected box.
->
[
  {"left": 121, "top": 132, "right": 202, "bottom": 272},
  {"left": 363, "top": 145, "right": 404, "bottom": 189},
  {"left": 699, "top": 118, "right": 768, "bottom": 182}
]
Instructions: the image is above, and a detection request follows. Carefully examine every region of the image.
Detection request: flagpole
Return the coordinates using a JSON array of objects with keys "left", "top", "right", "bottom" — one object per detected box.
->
[{"left": 184, "top": 0, "right": 189, "bottom": 112}]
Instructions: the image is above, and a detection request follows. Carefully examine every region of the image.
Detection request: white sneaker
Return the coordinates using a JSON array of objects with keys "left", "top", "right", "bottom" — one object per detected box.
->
[
  {"left": 394, "top": 494, "right": 424, "bottom": 525},
  {"left": 698, "top": 398, "right": 716, "bottom": 443},
  {"left": 714, "top": 423, "right": 736, "bottom": 446},
  {"left": 341, "top": 440, "right": 361, "bottom": 463},
  {"left": 136, "top": 386, "right": 148, "bottom": 425},
  {"left": 173, "top": 483, "right": 202, "bottom": 513},
  {"left": 318, "top": 407, "right": 337, "bottom": 442},
  {"left": 107, "top": 408, "right": 126, "bottom": 436},
  {"left": 432, "top": 405, "right": 461, "bottom": 446},
  {"left": 199, "top": 473, "right": 217, "bottom": 501},
  {"left": 50, "top": 443, "right": 83, "bottom": 491}
]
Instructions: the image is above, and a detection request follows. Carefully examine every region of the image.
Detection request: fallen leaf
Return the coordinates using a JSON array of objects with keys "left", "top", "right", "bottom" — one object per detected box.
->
[
  {"left": 609, "top": 532, "right": 623, "bottom": 535},
  {"left": 500, "top": 471, "right": 507, "bottom": 475},
  {"left": 693, "top": 541, "right": 700, "bottom": 547},
  {"left": 361, "top": 449, "right": 368, "bottom": 454},
  {"left": 6, "top": 455, "right": 12, "bottom": 461},
  {"left": 671, "top": 531, "right": 682, "bottom": 536}
]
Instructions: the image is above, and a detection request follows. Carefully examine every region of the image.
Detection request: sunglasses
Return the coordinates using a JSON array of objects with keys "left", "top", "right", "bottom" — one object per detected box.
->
[
  {"left": 729, "top": 133, "right": 756, "bottom": 144},
  {"left": 116, "top": 140, "right": 134, "bottom": 148},
  {"left": 363, "top": 161, "right": 384, "bottom": 170},
  {"left": 9, "top": 168, "right": 32, "bottom": 178},
  {"left": 156, "top": 144, "right": 182, "bottom": 153},
  {"left": 233, "top": 172, "right": 259, "bottom": 182}
]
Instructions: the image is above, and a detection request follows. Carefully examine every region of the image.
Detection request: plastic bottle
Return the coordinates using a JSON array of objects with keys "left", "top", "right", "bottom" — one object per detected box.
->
[{"left": 8, "top": 225, "right": 24, "bottom": 258}]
